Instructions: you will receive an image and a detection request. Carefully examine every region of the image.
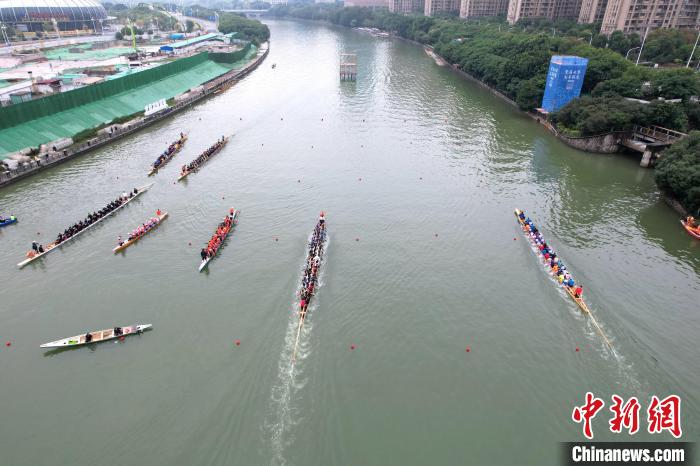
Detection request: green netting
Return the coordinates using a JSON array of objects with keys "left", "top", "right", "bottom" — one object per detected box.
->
[
  {"left": 43, "top": 44, "right": 135, "bottom": 61},
  {"left": 210, "top": 43, "right": 255, "bottom": 65},
  {"left": 0, "top": 53, "right": 235, "bottom": 157},
  {"left": 0, "top": 53, "right": 210, "bottom": 129}
]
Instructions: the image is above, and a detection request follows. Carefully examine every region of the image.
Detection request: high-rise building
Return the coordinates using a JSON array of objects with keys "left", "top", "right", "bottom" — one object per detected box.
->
[
  {"left": 459, "top": 0, "right": 509, "bottom": 18},
  {"left": 390, "top": 0, "right": 425, "bottom": 13},
  {"left": 345, "top": 0, "right": 390, "bottom": 7},
  {"left": 577, "top": 0, "right": 608, "bottom": 23},
  {"left": 425, "top": 0, "right": 458, "bottom": 16},
  {"left": 507, "top": 0, "right": 583, "bottom": 23},
  {"left": 597, "top": 0, "right": 700, "bottom": 35}
]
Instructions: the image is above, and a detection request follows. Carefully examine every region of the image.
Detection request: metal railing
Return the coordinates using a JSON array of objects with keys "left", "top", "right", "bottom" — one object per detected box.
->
[{"left": 632, "top": 125, "right": 687, "bottom": 143}]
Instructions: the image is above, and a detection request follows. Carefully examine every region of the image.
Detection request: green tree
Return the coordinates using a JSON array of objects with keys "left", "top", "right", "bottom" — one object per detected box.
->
[
  {"left": 641, "top": 29, "right": 694, "bottom": 64},
  {"left": 651, "top": 69, "right": 700, "bottom": 101},
  {"left": 607, "top": 31, "right": 630, "bottom": 55},
  {"left": 217, "top": 12, "right": 270, "bottom": 43},
  {"left": 516, "top": 75, "right": 546, "bottom": 110},
  {"left": 186, "top": 19, "right": 195, "bottom": 33},
  {"left": 655, "top": 131, "right": 700, "bottom": 214},
  {"left": 641, "top": 101, "right": 688, "bottom": 131}
]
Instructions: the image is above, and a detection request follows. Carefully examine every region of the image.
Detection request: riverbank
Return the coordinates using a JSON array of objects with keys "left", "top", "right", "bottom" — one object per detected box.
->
[
  {"left": 421, "top": 44, "right": 630, "bottom": 155},
  {"left": 0, "top": 42, "right": 269, "bottom": 188},
  {"left": 2, "top": 20, "right": 698, "bottom": 465}
]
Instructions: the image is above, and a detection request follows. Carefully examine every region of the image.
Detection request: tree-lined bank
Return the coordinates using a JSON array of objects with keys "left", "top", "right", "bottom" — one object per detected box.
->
[{"left": 270, "top": 5, "right": 700, "bottom": 214}]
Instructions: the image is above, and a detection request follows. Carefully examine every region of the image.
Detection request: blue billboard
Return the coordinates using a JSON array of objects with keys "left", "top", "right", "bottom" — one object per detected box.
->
[{"left": 541, "top": 56, "right": 588, "bottom": 113}]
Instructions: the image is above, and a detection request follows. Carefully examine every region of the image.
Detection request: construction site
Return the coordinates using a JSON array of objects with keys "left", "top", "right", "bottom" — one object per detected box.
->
[{"left": 0, "top": 30, "right": 264, "bottom": 175}]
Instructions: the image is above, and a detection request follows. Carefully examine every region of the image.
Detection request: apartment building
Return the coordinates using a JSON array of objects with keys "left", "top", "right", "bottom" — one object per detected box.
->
[
  {"left": 598, "top": 0, "right": 700, "bottom": 35},
  {"left": 459, "top": 0, "right": 509, "bottom": 18},
  {"left": 390, "top": 0, "right": 426, "bottom": 13}
]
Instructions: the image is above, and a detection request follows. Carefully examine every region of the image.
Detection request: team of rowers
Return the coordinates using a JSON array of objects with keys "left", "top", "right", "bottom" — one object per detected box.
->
[
  {"left": 181, "top": 136, "right": 226, "bottom": 176},
  {"left": 299, "top": 213, "right": 326, "bottom": 317},
  {"left": 200, "top": 209, "right": 236, "bottom": 261},
  {"left": 518, "top": 210, "right": 584, "bottom": 299},
  {"left": 26, "top": 188, "right": 140, "bottom": 257},
  {"left": 684, "top": 216, "right": 700, "bottom": 234},
  {"left": 152, "top": 133, "right": 186, "bottom": 169},
  {"left": 0, "top": 215, "right": 16, "bottom": 224},
  {"left": 117, "top": 209, "right": 163, "bottom": 246}
]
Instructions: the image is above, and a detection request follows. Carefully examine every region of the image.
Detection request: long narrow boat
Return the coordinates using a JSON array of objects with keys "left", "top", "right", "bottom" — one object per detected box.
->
[
  {"left": 113, "top": 211, "right": 168, "bottom": 253},
  {"left": 292, "top": 213, "right": 328, "bottom": 362},
  {"left": 514, "top": 209, "right": 613, "bottom": 349},
  {"left": 681, "top": 218, "right": 700, "bottom": 239},
  {"left": 178, "top": 136, "right": 229, "bottom": 182},
  {"left": 198, "top": 209, "right": 239, "bottom": 272},
  {"left": 17, "top": 184, "right": 153, "bottom": 268},
  {"left": 40, "top": 324, "right": 152, "bottom": 348},
  {"left": 0, "top": 216, "right": 17, "bottom": 227},
  {"left": 147, "top": 134, "right": 188, "bottom": 176}
]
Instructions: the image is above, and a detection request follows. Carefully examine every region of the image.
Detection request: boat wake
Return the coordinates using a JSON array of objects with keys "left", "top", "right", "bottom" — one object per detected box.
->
[
  {"left": 519, "top": 222, "right": 646, "bottom": 393},
  {"left": 265, "top": 234, "right": 328, "bottom": 466}
]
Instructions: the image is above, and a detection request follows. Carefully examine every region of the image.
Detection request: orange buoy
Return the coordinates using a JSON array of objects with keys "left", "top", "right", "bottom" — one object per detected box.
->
[
  {"left": 465, "top": 346, "right": 471, "bottom": 353},
  {"left": 576, "top": 347, "right": 580, "bottom": 352},
  {"left": 5, "top": 342, "right": 11, "bottom": 347},
  {"left": 235, "top": 339, "right": 241, "bottom": 346},
  {"left": 350, "top": 344, "right": 356, "bottom": 350}
]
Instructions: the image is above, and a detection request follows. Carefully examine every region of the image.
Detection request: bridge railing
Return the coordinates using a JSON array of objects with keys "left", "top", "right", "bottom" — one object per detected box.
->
[{"left": 632, "top": 125, "right": 686, "bottom": 143}]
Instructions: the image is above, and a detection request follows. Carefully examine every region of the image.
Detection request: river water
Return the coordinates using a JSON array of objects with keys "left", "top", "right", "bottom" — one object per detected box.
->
[{"left": 0, "top": 20, "right": 698, "bottom": 466}]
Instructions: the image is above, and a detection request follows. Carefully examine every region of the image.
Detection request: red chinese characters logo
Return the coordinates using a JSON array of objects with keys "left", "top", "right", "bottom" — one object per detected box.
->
[
  {"left": 572, "top": 394, "right": 682, "bottom": 439},
  {"left": 609, "top": 395, "right": 640, "bottom": 434},
  {"left": 572, "top": 392, "right": 605, "bottom": 439},
  {"left": 648, "top": 395, "right": 682, "bottom": 438}
]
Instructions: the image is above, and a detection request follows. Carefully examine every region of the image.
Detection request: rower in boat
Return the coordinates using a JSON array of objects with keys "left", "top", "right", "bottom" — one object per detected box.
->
[
  {"left": 291, "top": 213, "right": 328, "bottom": 361},
  {"left": 18, "top": 185, "right": 152, "bottom": 268},
  {"left": 0, "top": 214, "right": 17, "bottom": 226},
  {"left": 179, "top": 137, "right": 229, "bottom": 180},
  {"left": 514, "top": 208, "right": 613, "bottom": 348},
  {"left": 114, "top": 211, "right": 166, "bottom": 252},
  {"left": 40, "top": 324, "right": 152, "bottom": 348},
  {"left": 198, "top": 209, "right": 238, "bottom": 271},
  {"left": 682, "top": 215, "right": 700, "bottom": 238}
]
